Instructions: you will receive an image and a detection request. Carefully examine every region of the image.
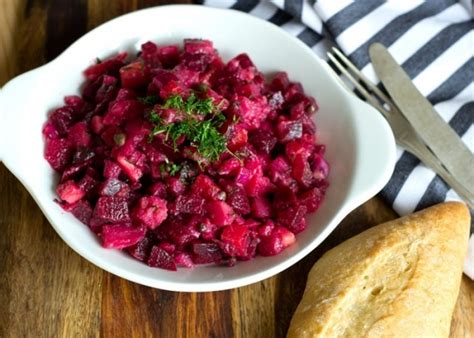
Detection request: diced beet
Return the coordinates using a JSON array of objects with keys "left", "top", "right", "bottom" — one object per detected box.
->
[
  {"left": 167, "top": 225, "right": 200, "bottom": 248},
  {"left": 220, "top": 224, "right": 252, "bottom": 257},
  {"left": 250, "top": 129, "right": 277, "bottom": 154},
  {"left": 99, "top": 178, "right": 130, "bottom": 197},
  {"left": 235, "top": 82, "right": 262, "bottom": 97},
  {"left": 68, "top": 122, "right": 91, "bottom": 148},
  {"left": 102, "top": 224, "right": 146, "bottom": 249},
  {"left": 277, "top": 119, "right": 303, "bottom": 142},
  {"left": 284, "top": 83, "right": 304, "bottom": 101},
  {"left": 141, "top": 41, "right": 161, "bottom": 68},
  {"left": 207, "top": 201, "right": 235, "bottom": 226},
  {"left": 91, "top": 196, "right": 130, "bottom": 227},
  {"left": 43, "top": 122, "right": 59, "bottom": 140},
  {"left": 277, "top": 205, "right": 307, "bottom": 234},
  {"left": 243, "top": 218, "right": 261, "bottom": 230},
  {"left": 94, "top": 75, "right": 118, "bottom": 107},
  {"left": 49, "top": 106, "right": 75, "bottom": 136},
  {"left": 191, "top": 242, "right": 223, "bottom": 264},
  {"left": 103, "top": 160, "right": 122, "bottom": 179},
  {"left": 147, "top": 245, "right": 177, "bottom": 271},
  {"left": 61, "top": 160, "right": 90, "bottom": 182},
  {"left": 245, "top": 174, "right": 273, "bottom": 197},
  {"left": 103, "top": 100, "right": 143, "bottom": 126},
  {"left": 90, "top": 115, "right": 104, "bottom": 134},
  {"left": 205, "top": 88, "right": 229, "bottom": 110},
  {"left": 181, "top": 53, "right": 214, "bottom": 73},
  {"left": 158, "top": 45, "right": 180, "bottom": 68},
  {"left": 44, "top": 138, "right": 73, "bottom": 171},
  {"left": 312, "top": 154, "right": 330, "bottom": 180},
  {"left": 274, "top": 226, "right": 296, "bottom": 247},
  {"left": 198, "top": 218, "right": 219, "bottom": 241},
  {"left": 116, "top": 88, "right": 137, "bottom": 101},
  {"left": 268, "top": 156, "right": 295, "bottom": 189},
  {"left": 258, "top": 221, "right": 275, "bottom": 237},
  {"left": 292, "top": 153, "right": 314, "bottom": 187},
  {"left": 251, "top": 196, "right": 271, "bottom": 219},
  {"left": 116, "top": 155, "right": 143, "bottom": 182},
  {"left": 148, "top": 69, "right": 178, "bottom": 94},
  {"left": 226, "top": 124, "right": 248, "bottom": 152},
  {"left": 192, "top": 174, "right": 221, "bottom": 200},
  {"left": 184, "top": 39, "right": 214, "bottom": 55},
  {"left": 131, "top": 196, "right": 168, "bottom": 229},
  {"left": 171, "top": 194, "right": 205, "bottom": 215},
  {"left": 78, "top": 173, "right": 99, "bottom": 196},
  {"left": 225, "top": 54, "right": 256, "bottom": 82},
  {"left": 56, "top": 180, "right": 85, "bottom": 204},
  {"left": 289, "top": 100, "right": 306, "bottom": 119},
  {"left": 235, "top": 167, "right": 252, "bottom": 187},
  {"left": 229, "top": 96, "right": 270, "bottom": 130},
  {"left": 158, "top": 242, "right": 176, "bottom": 254},
  {"left": 64, "top": 95, "right": 85, "bottom": 112},
  {"left": 148, "top": 182, "right": 167, "bottom": 198},
  {"left": 285, "top": 137, "right": 314, "bottom": 162},
  {"left": 127, "top": 234, "right": 154, "bottom": 261},
  {"left": 299, "top": 187, "right": 323, "bottom": 213},
  {"left": 160, "top": 79, "right": 188, "bottom": 99},
  {"left": 273, "top": 188, "right": 298, "bottom": 210},
  {"left": 258, "top": 226, "right": 295, "bottom": 256},
  {"left": 166, "top": 177, "right": 186, "bottom": 197},
  {"left": 84, "top": 52, "right": 127, "bottom": 81},
  {"left": 218, "top": 157, "right": 242, "bottom": 176},
  {"left": 225, "top": 184, "right": 251, "bottom": 216},
  {"left": 257, "top": 234, "right": 284, "bottom": 256},
  {"left": 174, "top": 251, "right": 194, "bottom": 268},
  {"left": 269, "top": 72, "right": 290, "bottom": 92},
  {"left": 70, "top": 200, "right": 93, "bottom": 225},
  {"left": 119, "top": 61, "right": 149, "bottom": 89},
  {"left": 301, "top": 114, "right": 316, "bottom": 134}
]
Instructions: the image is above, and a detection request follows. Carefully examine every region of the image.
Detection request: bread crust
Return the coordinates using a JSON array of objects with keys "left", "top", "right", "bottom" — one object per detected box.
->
[{"left": 287, "top": 202, "right": 470, "bottom": 338}]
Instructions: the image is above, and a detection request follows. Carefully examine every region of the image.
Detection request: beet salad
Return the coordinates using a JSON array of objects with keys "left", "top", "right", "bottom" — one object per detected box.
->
[{"left": 43, "top": 39, "right": 329, "bottom": 271}]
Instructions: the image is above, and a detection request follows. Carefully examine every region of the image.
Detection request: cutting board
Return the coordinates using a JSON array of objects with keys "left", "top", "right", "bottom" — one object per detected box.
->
[{"left": 1, "top": 0, "right": 472, "bottom": 337}]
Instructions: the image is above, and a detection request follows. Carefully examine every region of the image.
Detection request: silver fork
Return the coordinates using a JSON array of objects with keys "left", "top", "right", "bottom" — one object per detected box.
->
[{"left": 327, "top": 47, "right": 474, "bottom": 209}]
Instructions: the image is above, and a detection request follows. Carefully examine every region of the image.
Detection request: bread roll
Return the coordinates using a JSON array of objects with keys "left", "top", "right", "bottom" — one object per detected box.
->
[{"left": 287, "top": 202, "right": 470, "bottom": 338}]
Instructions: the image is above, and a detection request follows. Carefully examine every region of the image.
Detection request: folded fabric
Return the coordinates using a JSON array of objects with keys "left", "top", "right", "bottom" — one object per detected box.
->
[{"left": 202, "top": 0, "right": 474, "bottom": 278}]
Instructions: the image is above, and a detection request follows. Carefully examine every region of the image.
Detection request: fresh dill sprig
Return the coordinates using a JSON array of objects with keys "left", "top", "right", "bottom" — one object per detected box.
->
[
  {"left": 147, "top": 92, "right": 231, "bottom": 162},
  {"left": 168, "top": 163, "right": 182, "bottom": 176}
]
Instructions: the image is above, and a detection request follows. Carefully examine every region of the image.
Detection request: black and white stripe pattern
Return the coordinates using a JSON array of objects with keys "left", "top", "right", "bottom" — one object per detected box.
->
[{"left": 202, "top": 0, "right": 474, "bottom": 277}]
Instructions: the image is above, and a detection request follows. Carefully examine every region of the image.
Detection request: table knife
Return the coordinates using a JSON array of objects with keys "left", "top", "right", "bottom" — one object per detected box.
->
[{"left": 369, "top": 42, "right": 474, "bottom": 194}]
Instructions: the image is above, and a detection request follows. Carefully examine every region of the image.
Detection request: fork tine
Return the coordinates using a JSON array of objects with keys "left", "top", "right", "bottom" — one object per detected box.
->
[
  {"left": 331, "top": 47, "right": 393, "bottom": 107},
  {"left": 327, "top": 52, "right": 388, "bottom": 116}
]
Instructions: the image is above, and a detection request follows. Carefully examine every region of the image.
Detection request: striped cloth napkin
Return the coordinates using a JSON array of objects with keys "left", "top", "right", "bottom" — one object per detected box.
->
[{"left": 201, "top": 0, "right": 474, "bottom": 278}]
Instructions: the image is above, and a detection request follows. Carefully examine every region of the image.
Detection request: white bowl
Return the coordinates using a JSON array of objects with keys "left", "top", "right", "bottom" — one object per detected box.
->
[{"left": 0, "top": 5, "right": 396, "bottom": 292}]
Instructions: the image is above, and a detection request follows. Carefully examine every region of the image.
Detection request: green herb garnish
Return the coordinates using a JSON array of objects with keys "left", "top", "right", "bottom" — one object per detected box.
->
[
  {"left": 159, "top": 159, "right": 182, "bottom": 177},
  {"left": 148, "top": 92, "right": 231, "bottom": 162},
  {"left": 162, "top": 95, "right": 185, "bottom": 110},
  {"left": 168, "top": 163, "right": 181, "bottom": 176}
]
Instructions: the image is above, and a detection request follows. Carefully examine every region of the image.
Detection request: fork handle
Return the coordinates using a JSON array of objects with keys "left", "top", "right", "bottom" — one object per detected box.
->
[{"left": 401, "top": 139, "right": 474, "bottom": 209}]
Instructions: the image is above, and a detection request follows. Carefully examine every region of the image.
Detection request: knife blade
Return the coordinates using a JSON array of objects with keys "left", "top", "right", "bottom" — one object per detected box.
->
[{"left": 369, "top": 42, "right": 474, "bottom": 193}]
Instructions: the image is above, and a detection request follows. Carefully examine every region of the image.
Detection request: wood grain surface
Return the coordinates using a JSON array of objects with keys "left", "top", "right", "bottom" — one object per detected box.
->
[{"left": 0, "top": 1, "right": 472, "bottom": 337}]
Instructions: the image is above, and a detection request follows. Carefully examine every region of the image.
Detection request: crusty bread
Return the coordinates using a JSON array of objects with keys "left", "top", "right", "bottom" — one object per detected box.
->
[{"left": 287, "top": 202, "right": 470, "bottom": 338}]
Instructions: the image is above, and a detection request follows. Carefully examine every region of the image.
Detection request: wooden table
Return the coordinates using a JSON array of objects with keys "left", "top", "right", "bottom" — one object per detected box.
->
[{"left": 1, "top": 1, "right": 472, "bottom": 337}]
